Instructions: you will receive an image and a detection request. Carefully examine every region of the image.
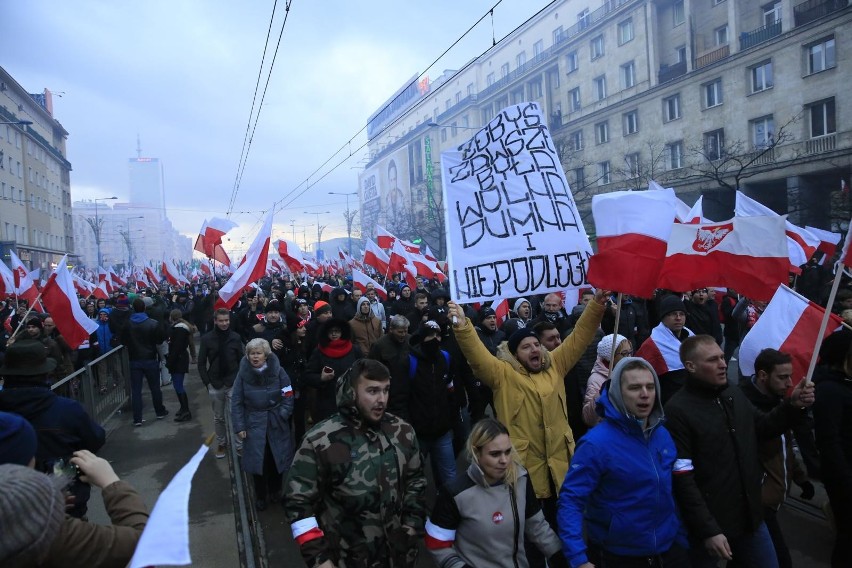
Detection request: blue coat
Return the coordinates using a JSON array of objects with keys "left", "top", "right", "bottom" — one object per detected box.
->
[
  {"left": 557, "top": 383, "right": 685, "bottom": 567},
  {"left": 231, "top": 353, "right": 295, "bottom": 476}
]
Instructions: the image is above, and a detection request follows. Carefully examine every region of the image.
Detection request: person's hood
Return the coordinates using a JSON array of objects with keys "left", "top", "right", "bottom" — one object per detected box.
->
[
  {"left": 591, "top": 357, "right": 610, "bottom": 378},
  {"left": 334, "top": 365, "right": 389, "bottom": 431},
  {"left": 174, "top": 321, "right": 192, "bottom": 332},
  {"left": 495, "top": 340, "right": 552, "bottom": 376},
  {"left": 354, "top": 297, "right": 373, "bottom": 319},
  {"left": 331, "top": 287, "right": 348, "bottom": 304},
  {"left": 0, "top": 386, "right": 55, "bottom": 419},
  {"left": 513, "top": 298, "right": 530, "bottom": 315},
  {"left": 318, "top": 317, "right": 352, "bottom": 344},
  {"left": 97, "top": 308, "right": 111, "bottom": 316},
  {"left": 237, "top": 351, "right": 281, "bottom": 382},
  {"left": 602, "top": 357, "right": 664, "bottom": 436},
  {"left": 813, "top": 365, "right": 852, "bottom": 387},
  {"left": 129, "top": 312, "right": 149, "bottom": 323},
  {"left": 739, "top": 377, "right": 781, "bottom": 413}
]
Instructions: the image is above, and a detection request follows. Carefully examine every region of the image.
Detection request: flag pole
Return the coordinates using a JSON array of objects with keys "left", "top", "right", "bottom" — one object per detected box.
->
[
  {"left": 803, "top": 261, "right": 845, "bottom": 384},
  {"left": 10, "top": 289, "right": 47, "bottom": 340},
  {"left": 608, "top": 292, "right": 624, "bottom": 372}
]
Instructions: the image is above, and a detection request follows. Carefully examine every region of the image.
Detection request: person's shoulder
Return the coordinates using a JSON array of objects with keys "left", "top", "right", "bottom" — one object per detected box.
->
[{"left": 442, "top": 470, "right": 476, "bottom": 498}]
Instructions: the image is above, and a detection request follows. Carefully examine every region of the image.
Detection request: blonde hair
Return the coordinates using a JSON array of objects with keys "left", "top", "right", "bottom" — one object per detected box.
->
[{"left": 466, "top": 418, "right": 521, "bottom": 488}]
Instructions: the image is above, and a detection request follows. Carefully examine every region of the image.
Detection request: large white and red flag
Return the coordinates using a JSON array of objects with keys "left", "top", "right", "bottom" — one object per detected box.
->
[
  {"left": 276, "top": 239, "right": 306, "bottom": 273},
  {"left": 375, "top": 225, "right": 395, "bottom": 249},
  {"left": 144, "top": 264, "right": 161, "bottom": 287},
  {"left": 98, "top": 267, "right": 115, "bottom": 293},
  {"left": 9, "top": 250, "right": 40, "bottom": 305},
  {"left": 805, "top": 226, "right": 841, "bottom": 264},
  {"left": 739, "top": 284, "right": 842, "bottom": 384},
  {"left": 194, "top": 218, "right": 236, "bottom": 266},
  {"left": 93, "top": 280, "right": 110, "bottom": 300},
  {"left": 658, "top": 216, "right": 788, "bottom": 301},
  {"left": 587, "top": 188, "right": 677, "bottom": 298},
  {"left": 0, "top": 260, "right": 14, "bottom": 297},
  {"left": 352, "top": 268, "right": 387, "bottom": 301},
  {"left": 161, "top": 260, "right": 181, "bottom": 286},
  {"left": 363, "top": 240, "right": 390, "bottom": 275},
  {"left": 422, "top": 244, "right": 438, "bottom": 262},
  {"left": 72, "top": 274, "right": 95, "bottom": 298},
  {"left": 734, "top": 191, "right": 820, "bottom": 268},
  {"left": 217, "top": 210, "right": 273, "bottom": 309},
  {"left": 389, "top": 239, "right": 411, "bottom": 274},
  {"left": 41, "top": 256, "right": 99, "bottom": 349}
]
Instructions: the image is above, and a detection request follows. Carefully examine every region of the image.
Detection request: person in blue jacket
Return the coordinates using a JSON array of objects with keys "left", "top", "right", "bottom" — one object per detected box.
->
[{"left": 557, "top": 357, "right": 689, "bottom": 568}]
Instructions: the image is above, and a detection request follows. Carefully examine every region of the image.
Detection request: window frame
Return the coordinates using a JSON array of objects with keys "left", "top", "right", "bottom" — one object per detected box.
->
[
  {"left": 618, "top": 18, "right": 634, "bottom": 45},
  {"left": 715, "top": 25, "right": 729, "bottom": 46},
  {"left": 673, "top": 1, "right": 685, "bottom": 26},
  {"left": 590, "top": 35, "right": 605, "bottom": 60},
  {"left": 569, "top": 87, "right": 582, "bottom": 112},
  {"left": 663, "top": 94, "right": 682, "bottom": 122},
  {"left": 598, "top": 161, "right": 612, "bottom": 185},
  {"left": 593, "top": 75, "right": 607, "bottom": 101},
  {"left": 704, "top": 79, "right": 724, "bottom": 108},
  {"left": 750, "top": 60, "right": 773, "bottom": 94},
  {"left": 595, "top": 121, "right": 610, "bottom": 145},
  {"left": 623, "top": 110, "right": 639, "bottom": 136},
  {"left": 621, "top": 60, "right": 636, "bottom": 89},
  {"left": 667, "top": 141, "right": 684, "bottom": 170},
  {"left": 808, "top": 98, "right": 836, "bottom": 138},
  {"left": 806, "top": 37, "right": 836, "bottom": 75},
  {"left": 567, "top": 50, "right": 579, "bottom": 73},
  {"left": 750, "top": 115, "right": 775, "bottom": 148},
  {"left": 704, "top": 129, "right": 725, "bottom": 160}
]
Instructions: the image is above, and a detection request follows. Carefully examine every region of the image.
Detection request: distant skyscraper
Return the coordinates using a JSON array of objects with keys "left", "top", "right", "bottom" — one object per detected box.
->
[{"left": 128, "top": 157, "right": 165, "bottom": 216}]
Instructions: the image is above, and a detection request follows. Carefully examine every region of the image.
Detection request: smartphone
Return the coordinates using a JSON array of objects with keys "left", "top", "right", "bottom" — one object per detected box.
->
[{"left": 323, "top": 366, "right": 334, "bottom": 373}]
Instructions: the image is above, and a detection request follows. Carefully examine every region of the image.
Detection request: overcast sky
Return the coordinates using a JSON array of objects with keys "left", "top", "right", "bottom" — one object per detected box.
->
[{"left": 1, "top": 0, "right": 551, "bottom": 256}]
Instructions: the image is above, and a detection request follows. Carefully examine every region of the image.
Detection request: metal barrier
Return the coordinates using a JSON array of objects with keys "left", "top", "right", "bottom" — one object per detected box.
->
[{"left": 50, "top": 346, "right": 131, "bottom": 432}]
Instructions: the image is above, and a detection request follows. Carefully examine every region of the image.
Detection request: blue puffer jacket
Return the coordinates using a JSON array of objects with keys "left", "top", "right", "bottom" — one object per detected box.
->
[{"left": 557, "top": 357, "right": 686, "bottom": 567}]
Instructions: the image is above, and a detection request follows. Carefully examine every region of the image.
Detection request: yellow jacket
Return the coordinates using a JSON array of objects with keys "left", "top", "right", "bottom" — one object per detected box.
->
[{"left": 454, "top": 301, "right": 604, "bottom": 498}]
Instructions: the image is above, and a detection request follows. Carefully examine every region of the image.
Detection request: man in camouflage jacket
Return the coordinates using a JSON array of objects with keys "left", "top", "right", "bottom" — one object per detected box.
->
[{"left": 284, "top": 358, "right": 426, "bottom": 568}]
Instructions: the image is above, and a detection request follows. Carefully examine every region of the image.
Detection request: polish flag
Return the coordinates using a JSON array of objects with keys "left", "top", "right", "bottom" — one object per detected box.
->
[
  {"left": 161, "top": 261, "right": 180, "bottom": 286},
  {"left": 72, "top": 274, "right": 96, "bottom": 298},
  {"left": 109, "top": 267, "right": 127, "bottom": 287},
  {"left": 40, "top": 256, "right": 99, "bottom": 349},
  {"left": 734, "top": 191, "right": 821, "bottom": 268},
  {"left": 93, "top": 280, "right": 110, "bottom": 300},
  {"left": 587, "top": 188, "right": 678, "bottom": 298},
  {"left": 738, "top": 285, "right": 842, "bottom": 385},
  {"left": 805, "top": 226, "right": 841, "bottom": 263},
  {"left": 389, "top": 240, "right": 411, "bottom": 274},
  {"left": 492, "top": 298, "right": 510, "bottom": 327},
  {"left": 98, "top": 267, "right": 115, "bottom": 293},
  {"left": 9, "top": 251, "right": 40, "bottom": 304},
  {"left": 363, "top": 240, "right": 390, "bottom": 275},
  {"left": 217, "top": 210, "right": 273, "bottom": 309},
  {"left": 658, "top": 216, "right": 789, "bottom": 302},
  {"left": 376, "top": 225, "right": 395, "bottom": 249},
  {"left": 277, "top": 239, "right": 306, "bottom": 273},
  {"left": 200, "top": 263, "right": 212, "bottom": 276},
  {"left": 352, "top": 268, "right": 387, "bottom": 301},
  {"left": 0, "top": 260, "right": 14, "bottom": 297},
  {"left": 194, "top": 218, "right": 236, "bottom": 266},
  {"left": 422, "top": 244, "right": 438, "bottom": 262},
  {"left": 401, "top": 240, "right": 421, "bottom": 254},
  {"left": 144, "top": 265, "right": 161, "bottom": 287},
  {"left": 134, "top": 270, "right": 150, "bottom": 291}
]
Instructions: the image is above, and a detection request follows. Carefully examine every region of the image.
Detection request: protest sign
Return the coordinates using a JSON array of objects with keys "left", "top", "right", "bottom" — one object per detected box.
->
[{"left": 441, "top": 102, "right": 592, "bottom": 303}]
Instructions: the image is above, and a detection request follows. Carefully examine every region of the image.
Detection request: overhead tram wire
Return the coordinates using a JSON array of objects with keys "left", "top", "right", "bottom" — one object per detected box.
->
[
  {"left": 228, "top": 0, "right": 282, "bottom": 217},
  {"left": 227, "top": 0, "right": 295, "bottom": 218},
  {"left": 271, "top": 0, "right": 558, "bottom": 214}
]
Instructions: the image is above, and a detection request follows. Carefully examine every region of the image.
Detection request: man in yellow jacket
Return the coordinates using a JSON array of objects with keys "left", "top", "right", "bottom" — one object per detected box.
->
[{"left": 447, "top": 292, "right": 606, "bottom": 503}]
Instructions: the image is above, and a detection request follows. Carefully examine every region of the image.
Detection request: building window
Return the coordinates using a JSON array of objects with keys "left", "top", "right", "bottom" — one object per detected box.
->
[
  {"left": 517, "top": 51, "right": 527, "bottom": 68},
  {"left": 573, "top": 167, "right": 586, "bottom": 187},
  {"left": 676, "top": 45, "right": 687, "bottom": 63},
  {"left": 809, "top": 98, "right": 836, "bottom": 138},
  {"left": 533, "top": 40, "right": 544, "bottom": 60},
  {"left": 487, "top": 72, "right": 495, "bottom": 86},
  {"left": 530, "top": 79, "right": 543, "bottom": 98},
  {"left": 501, "top": 63, "right": 510, "bottom": 78},
  {"left": 673, "top": 1, "right": 685, "bottom": 26},
  {"left": 623, "top": 110, "right": 639, "bottom": 135},
  {"left": 441, "top": 128, "right": 447, "bottom": 142},
  {"left": 467, "top": 83, "right": 475, "bottom": 96},
  {"left": 667, "top": 141, "right": 684, "bottom": 169},
  {"left": 451, "top": 122, "right": 458, "bottom": 137},
  {"left": 750, "top": 61, "right": 773, "bottom": 93},
  {"left": 461, "top": 115, "right": 469, "bottom": 128},
  {"left": 704, "top": 129, "right": 725, "bottom": 159},
  {"left": 593, "top": 75, "right": 607, "bottom": 101},
  {"left": 553, "top": 26, "right": 564, "bottom": 44},
  {"left": 704, "top": 79, "right": 723, "bottom": 108},
  {"left": 569, "top": 129, "right": 584, "bottom": 151},
  {"left": 455, "top": 92, "right": 462, "bottom": 104},
  {"left": 598, "top": 162, "right": 612, "bottom": 185},
  {"left": 445, "top": 99, "right": 452, "bottom": 111},
  {"left": 625, "top": 153, "right": 641, "bottom": 178},
  {"left": 763, "top": 2, "right": 781, "bottom": 26},
  {"left": 663, "top": 94, "right": 681, "bottom": 122},
  {"left": 715, "top": 25, "right": 729, "bottom": 46},
  {"left": 569, "top": 87, "right": 582, "bottom": 112},
  {"left": 595, "top": 121, "right": 610, "bottom": 144},
  {"left": 618, "top": 18, "right": 634, "bottom": 45},
  {"left": 578, "top": 8, "right": 590, "bottom": 29},
  {"left": 591, "top": 35, "right": 605, "bottom": 60},
  {"left": 549, "top": 69, "right": 560, "bottom": 89},
  {"left": 621, "top": 61, "right": 636, "bottom": 88},
  {"left": 567, "top": 50, "right": 579, "bottom": 73},
  {"left": 751, "top": 115, "right": 775, "bottom": 148},
  {"left": 807, "top": 37, "right": 836, "bottom": 74}
]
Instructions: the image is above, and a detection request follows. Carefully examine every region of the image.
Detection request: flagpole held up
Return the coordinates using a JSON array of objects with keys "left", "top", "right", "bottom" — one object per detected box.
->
[
  {"left": 608, "top": 292, "right": 624, "bottom": 372},
  {"left": 804, "top": 260, "right": 846, "bottom": 385}
]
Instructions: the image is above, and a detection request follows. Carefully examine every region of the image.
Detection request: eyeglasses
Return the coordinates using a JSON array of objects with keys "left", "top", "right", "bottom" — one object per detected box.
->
[{"left": 617, "top": 350, "right": 634, "bottom": 357}]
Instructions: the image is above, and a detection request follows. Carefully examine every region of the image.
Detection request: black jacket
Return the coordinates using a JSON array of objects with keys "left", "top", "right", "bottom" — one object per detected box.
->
[
  {"left": 407, "top": 343, "right": 455, "bottom": 439},
  {"left": 123, "top": 313, "right": 165, "bottom": 361},
  {"left": 665, "top": 374, "right": 804, "bottom": 540},
  {"left": 368, "top": 333, "right": 411, "bottom": 419},
  {"left": 813, "top": 366, "right": 852, "bottom": 487},
  {"left": 197, "top": 327, "right": 244, "bottom": 389},
  {"left": 684, "top": 300, "right": 723, "bottom": 345}
]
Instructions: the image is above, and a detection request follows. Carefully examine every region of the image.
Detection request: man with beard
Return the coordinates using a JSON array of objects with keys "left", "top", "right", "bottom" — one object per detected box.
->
[
  {"left": 684, "top": 288, "right": 722, "bottom": 345},
  {"left": 284, "top": 358, "right": 426, "bottom": 568},
  {"left": 251, "top": 299, "right": 287, "bottom": 361}
]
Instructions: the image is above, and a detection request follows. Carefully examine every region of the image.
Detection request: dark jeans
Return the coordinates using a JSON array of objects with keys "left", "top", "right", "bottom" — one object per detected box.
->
[
  {"left": 764, "top": 507, "right": 791, "bottom": 568},
  {"left": 587, "top": 543, "right": 691, "bottom": 568},
  {"left": 130, "top": 359, "right": 166, "bottom": 422},
  {"left": 689, "top": 522, "right": 778, "bottom": 568},
  {"left": 825, "top": 479, "right": 852, "bottom": 567},
  {"left": 253, "top": 440, "right": 282, "bottom": 502},
  {"left": 171, "top": 372, "right": 186, "bottom": 395}
]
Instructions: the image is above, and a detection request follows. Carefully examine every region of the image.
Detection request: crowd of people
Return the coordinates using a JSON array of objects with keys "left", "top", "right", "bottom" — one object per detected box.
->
[{"left": 0, "top": 259, "right": 849, "bottom": 567}]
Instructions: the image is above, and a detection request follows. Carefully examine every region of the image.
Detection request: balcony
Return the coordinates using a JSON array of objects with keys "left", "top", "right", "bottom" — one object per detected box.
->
[
  {"left": 436, "top": 94, "right": 478, "bottom": 124},
  {"left": 658, "top": 61, "right": 687, "bottom": 83},
  {"left": 794, "top": 0, "right": 849, "bottom": 26},
  {"left": 695, "top": 44, "right": 730, "bottom": 69},
  {"left": 805, "top": 133, "right": 836, "bottom": 154},
  {"left": 739, "top": 21, "right": 782, "bottom": 50},
  {"left": 748, "top": 147, "right": 776, "bottom": 165}
]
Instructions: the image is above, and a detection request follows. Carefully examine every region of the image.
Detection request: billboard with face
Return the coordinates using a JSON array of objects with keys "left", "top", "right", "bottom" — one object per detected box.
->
[{"left": 359, "top": 149, "right": 413, "bottom": 240}]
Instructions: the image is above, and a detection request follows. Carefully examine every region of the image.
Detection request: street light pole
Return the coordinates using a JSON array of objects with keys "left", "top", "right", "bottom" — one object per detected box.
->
[
  {"left": 126, "top": 215, "right": 144, "bottom": 267},
  {"left": 304, "top": 211, "right": 330, "bottom": 259},
  {"left": 92, "top": 196, "right": 118, "bottom": 268},
  {"left": 329, "top": 191, "right": 358, "bottom": 255}
]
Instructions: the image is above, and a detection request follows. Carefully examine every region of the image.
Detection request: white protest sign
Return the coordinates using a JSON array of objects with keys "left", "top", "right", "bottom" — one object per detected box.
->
[{"left": 441, "top": 102, "right": 592, "bottom": 304}]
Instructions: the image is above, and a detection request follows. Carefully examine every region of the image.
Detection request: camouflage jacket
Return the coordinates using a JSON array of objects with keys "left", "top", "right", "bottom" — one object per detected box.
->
[{"left": 284, "top": 367, "right": 427, "bottom": 568}]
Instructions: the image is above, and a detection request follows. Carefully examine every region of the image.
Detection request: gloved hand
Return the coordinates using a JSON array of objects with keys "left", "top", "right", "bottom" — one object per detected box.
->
[{"left": 797, "top": 480, "right": 815, "bottom": 500}]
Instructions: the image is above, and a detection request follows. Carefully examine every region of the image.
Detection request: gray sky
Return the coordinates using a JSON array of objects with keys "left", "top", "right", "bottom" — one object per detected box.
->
[{"left": 1, "top": 0, "right": 551, "bottom": 256}]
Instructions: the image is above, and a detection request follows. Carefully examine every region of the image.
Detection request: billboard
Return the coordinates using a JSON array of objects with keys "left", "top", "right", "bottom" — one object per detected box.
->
[{"left": 359, "top": 149, "right": 413, "bottom": 240}]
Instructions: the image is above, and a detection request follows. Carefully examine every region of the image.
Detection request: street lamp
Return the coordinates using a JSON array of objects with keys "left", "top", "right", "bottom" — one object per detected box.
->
[
  {"left": 125, "top": 215, "right": 144, "bottom": 267},
  {"left": 304, "top": 211, "right": 330, "bottom": 260},
  {"left": 328, "top": 191, "right": 358, "bottom": 255},
  {"left": 93, "top": 196, "right": 118, "bottom": 267}
]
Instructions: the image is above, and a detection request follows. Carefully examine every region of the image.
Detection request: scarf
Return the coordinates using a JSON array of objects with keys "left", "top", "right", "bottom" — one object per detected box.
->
[{"left": 318, "top": 338, "right": 353, "bottom": 358}]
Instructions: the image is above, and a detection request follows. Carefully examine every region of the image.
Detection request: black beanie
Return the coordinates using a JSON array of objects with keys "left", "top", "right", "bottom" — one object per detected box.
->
[{"left": 507, "top": 327, "right": 538, "bottom": 354}]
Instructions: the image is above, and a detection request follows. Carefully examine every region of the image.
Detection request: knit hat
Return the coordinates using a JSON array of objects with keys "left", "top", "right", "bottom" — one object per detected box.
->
[
  {"left": 659, "top": 295, "right": 686, "bottom": 318},
  {"left": 0, "top": 464, "right": 66, "bottom": 565},
  {"left": 313, "top": 300, "right": 332, "bottom": 316},
  {"left": 513, "top": 298, "right": 531, "bottom": 314},
  {"left": 265, "top": 300, "right": 282, "bottom": 313},
  {"left": 0, "top": 339, "right": 57, "bottom": 376},
  {"left": 507, "top": 327, "right": 538, "bottom": 354},
  {"left": 597, "top": 333, "right": 629, "bottom": 361},
  {"left": 25, "top": 317, "right": 43, "bottom": 330},
  {"left": 0, "top": 412, "right": 37, "bottom": 466},
  {"left": 115, "top": 293, "right": 130, "bottom": 307},
  {"left": 411, "top": 320, "right": 441, "bottom": 346},
  {"left": 479, "top": 307, "right": 496, "bottom": 322}
]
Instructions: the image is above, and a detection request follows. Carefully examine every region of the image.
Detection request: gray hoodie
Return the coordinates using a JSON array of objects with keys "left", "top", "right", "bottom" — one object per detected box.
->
[{"left": 606, "top": 357, "right": 665, "bottom": 438}]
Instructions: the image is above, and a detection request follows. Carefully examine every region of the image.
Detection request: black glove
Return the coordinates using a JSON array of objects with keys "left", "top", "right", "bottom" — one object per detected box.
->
[{"left": 797, "top": 480, "right": 815, "bottom": 500}]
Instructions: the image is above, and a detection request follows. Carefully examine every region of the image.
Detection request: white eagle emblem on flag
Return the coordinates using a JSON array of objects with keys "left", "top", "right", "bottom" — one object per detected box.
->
[{"left": 692, "top": 223, "right": 733, "bottom": 252}]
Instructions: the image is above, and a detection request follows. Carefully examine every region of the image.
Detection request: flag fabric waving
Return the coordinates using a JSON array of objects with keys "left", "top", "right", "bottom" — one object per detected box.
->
[
  {"left": 41, "top": 257, "right": 99, "bottom": 349},
  {"left": 217, "top": 210, "right": 273, "bottom": 309},
  {"left": 738, "top": 284, "right": 842, "bottom": 384},
  {"left": 376, "top": 225, "right": 395, "bottom": 249},
  {"left": 587, "top": 187, "right": 677, "bottom": 298},
  {"left": 352, "top": 268, "right": 387, "bottom": 301},
  {"left": 363, "top": 240, "right": 390, "bottom": 275},
  {"left": 734, "top": 191, "right": 820, "bottom": 268},
  {"left": 805, "top": 226, "right": 841, "bottom": 262},
  {"left": 658, "top": 216, "right": 788, "bottom": 301}
]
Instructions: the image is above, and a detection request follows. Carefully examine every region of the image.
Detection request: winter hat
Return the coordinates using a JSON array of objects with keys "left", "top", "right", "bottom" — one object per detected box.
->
[
  {"left": 597, "top": 333, "right": 629, "bottom": 361},
  {"left": 479, "top": 307, "right": 496, "bottom": 322},
  {"left": 0, "top": 339, "right": 57, "bottom": 377},
  {"left": 513, "top": 298, "right": 531, "bottom": 314},
  {"left": 265, "top": 300, "right": 282, "bottom": 313},
  {"left": 0, "top": 412, "right": 37, "bottom": 466},
  {"left": 659, "top": 295, "right": 686, "bottom": 318},
  {"left": 115, "top": 293, "right": 130, "bottom": 307},
  {"left": 819, "top": 328, "right": 852, "bottom": 368},
  {"left": 501, "top": 318, "right": 526, "bottom": 339},
  {"left": 313, "top": 300, "right": 332, "bottom": 316},
  {"left": 411, "top": 320, "right": 442, "bottom": 345},
  {"left": 25, "top": 317, "right": 43, "bottom": 330},
  {"left": 507, "top": 327, "right": 538, "bottom": 354},
  {"left": 0, "top": 464, "right": 66, "bottom": 565}
]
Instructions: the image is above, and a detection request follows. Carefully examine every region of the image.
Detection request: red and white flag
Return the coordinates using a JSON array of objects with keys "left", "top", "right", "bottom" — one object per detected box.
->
[
  {"left": 389, "top": 240, "right": 411, "bottom": 275},
  {"left": 194, "top": 218, "right": 236, "bottom": 266},
  {"left": 840, "top": 217, "right": 852, "bottom": 268},
  {"left": 422, "top": 244, "right": 438, "bottom": 262},
  {"left": 217, "top": 210, "right": 273, "bottom": 309},
  {"left": 276, "top": 239, "right": 306, "bottom": 273},
  {"left": 352, "top": 268, "right": 387, "bottom": 301},
  {"left": 587, "top": 188, "right": 677, "bottom": 298},
  {"left": 93, "top": 280, "right": 110, "bottom": 300},
  {"left": 658, "top": 216, "right": 788, "bottom": 301},
  {"left": 72, "top": 274, "right": 95, "bottom": 298},
  {"left": 0, "top": 260, "right": 14, "bottom": 297},
  {"left": 376, "top": 225, "right": 395, "bottom": 249},
  {"left": 739, "top": 284, "right": 843, "bottom": 384},
  {"left": 144, "top": 264, "right": 161, "bottom": 287},
  {"left": 734, "top": 191, "right": 820, "bottom": 268},
  {"left": 109, "top": 267, "right": 127, "bottom": 287},
  {"left": 492, "top": 298, "right": 510, "bottom": 327},
  {"left": 805, "top": 226, "right": 841, "bottom": 264},
  {"left": 9, "top": 251, "right": 40, "bottom": 304},
  {"left": 41, "top": 256, "right": 99, "bottom": 349},
  {"left": 363, "top": 240, "right": 390, "bottom": 275},
  {"left": 161, "top": 260, "right": 180, "bottom": 286}
]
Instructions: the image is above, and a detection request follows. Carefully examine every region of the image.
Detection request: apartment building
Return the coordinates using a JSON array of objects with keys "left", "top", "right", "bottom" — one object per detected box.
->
[{"left": 359, "top": 0, "right": 850, "bottom": 253}]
